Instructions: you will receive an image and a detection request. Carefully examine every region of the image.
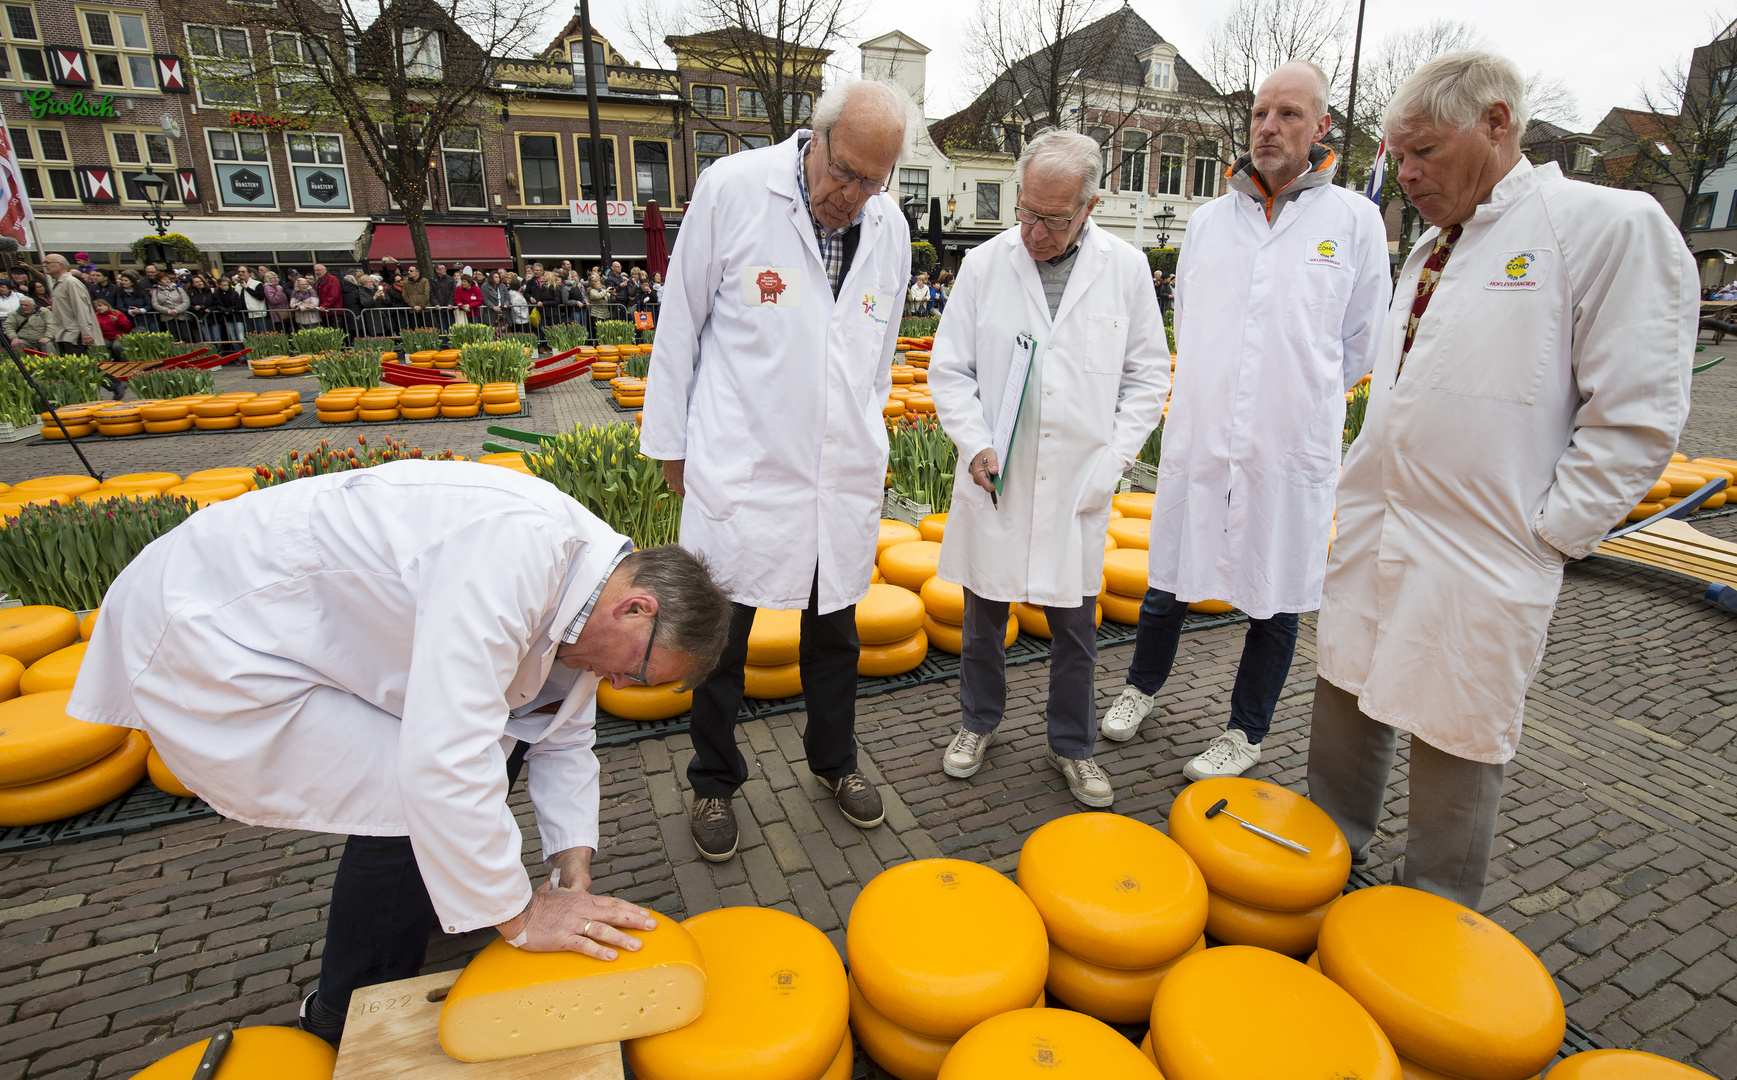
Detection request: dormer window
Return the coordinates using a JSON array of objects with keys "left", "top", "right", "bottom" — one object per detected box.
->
[
  {"left": 1151, "top": 61, "right": 1171, "bottom": 90},
  {"left": 1139, "top": 44, "right": 1177, "bottom": 91}
]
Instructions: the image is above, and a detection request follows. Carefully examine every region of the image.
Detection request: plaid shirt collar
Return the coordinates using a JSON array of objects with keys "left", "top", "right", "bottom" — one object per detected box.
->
[
  {"left": 797, "top": 133, "right": 863, "bottom": 293},
  {"left": 561, "top": 542, "right": 634, "bottom": 644}
]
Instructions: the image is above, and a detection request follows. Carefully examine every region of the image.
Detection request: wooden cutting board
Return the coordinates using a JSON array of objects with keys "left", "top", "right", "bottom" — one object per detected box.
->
[{"left": 331, "top": 969, "right": 625, "bottom": 1080}]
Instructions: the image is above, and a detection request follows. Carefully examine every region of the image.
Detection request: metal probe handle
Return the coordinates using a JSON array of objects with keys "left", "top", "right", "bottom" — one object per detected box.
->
[
  {"left": 1231, "top": 818, "right": 1312, "bottom": 855},
  {"left": 191, "top": 1027, "right": 232, "bottom": 1079}
]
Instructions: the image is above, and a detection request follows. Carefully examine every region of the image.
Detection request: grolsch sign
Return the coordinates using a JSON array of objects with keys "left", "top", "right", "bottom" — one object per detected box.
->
[{"left": 24, "top": 89, "right": 115, "bottom": 119}]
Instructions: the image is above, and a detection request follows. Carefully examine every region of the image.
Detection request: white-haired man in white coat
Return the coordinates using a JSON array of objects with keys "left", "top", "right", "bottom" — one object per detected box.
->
[
  {"left": 929, "top": 129, "right": 1169, "bottom": 807},
  {"left": 1311, "top": 52, "right": 1694, "bottom": 906},
  {"left": 1100, "top": 62, "right": 1391, "bottom": 783}
]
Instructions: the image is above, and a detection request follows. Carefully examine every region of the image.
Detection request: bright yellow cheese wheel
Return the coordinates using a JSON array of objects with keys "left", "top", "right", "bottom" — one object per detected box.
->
[
  {"left": 1167, "top": 777, "right": 1351, "bottom": 911},
  {"left": 400, "top": 390, "right": 442, "bottom": 408},
  {"left": 0, "top": 727, "right": 148, "bottom": 826},
  {"left": 239, "top": 398, "right": 286, "bottom": 416},
  {"left": 1659, "top": 469, "right": 1709, "bottom": 496},
  {"left": 241, "top": 412, "right": 290, "bottom": 428},
  {"left": 1546, "top": 1050, "right": 1707, "bottom": 1079},
  {"left": 821, "top": 1027, "right": 853, "bottom": 1080},
  {"left": 139, "top": 402, "right": 190, "bottom": 422},
  {"left": 857, "top": 583, "right": 926, "bottom": 645},
  {"left": 400, "top": 405, "right": 440, "bottom": 420},
  {"left": 1107, "top": 518, "right": 1151, "bottom": 550},
  {"left": 442, "top": 913, "right": 704, "bottom": 1060},
  {"left": 1317, "top": 886, "right": 1563, "bottom": 1080},
  {"left": 477, "top": 452, "right": 528, "bottom": 468},
  {"left": 357, "top": 407, "right": 399, "bottom": 422},
  {"left": 187, "top": 468, "right": 258, "bottom": 490},
  {"left": 1112, "top": 492, "right": 1154, "bottom": 519},
  {"left": 1626, "top": 499, "right": 1660, "bottom": 523},
  {"left": 0, "top": 654, "right": 21, "bottom": 701},
  {"left": 129, "top": 1025, "right": 336, "bottom": 1080},
  {"left": 1397, "top": 1055, "right": 1539, "bottom": 1080},
  {"left": 628, "top": 906, "right": 846, "bottom": 1080},
  {"left": 482, "top": 386, "right": 520, "bottom": 405},
  {"left": 0, "top": 690, "right": 129, "bottom": 786},
  {"left": 1188, "top": 600, "right": 1233, "bottom": 615},
  {"left": 1100, "top": 591, "right": 1142, "bottom": 625},
  {"left": 169, "top": 482, "right": 249, "bottom": 503},
  {"left": 938, "top": 1008, "right": 1159, "bottom": 1079},
  {"left": 484, "top": 400, "right": 523, "bottom": 415},
  {"left": 1205, "top": 891, "right": 1335, "bottom": 956},
  {"left": 1017, "top": 813, "right": 1207, "bottom": 970},
  {"left": 850, "top": 972, "right": 956, "bottom": 1080},
  {"left": 38, "top": 425, "right": 93, "bottom": 440},
  {"left": 1044, "top": 937, "right": 1203, "bottom": 1024},
  {"left": 441, "top": 403, "right": 482, "bottom": 418},
  {"left": 1011, "top": 602, "right": 1101, "bottom": 641},
  {"left": 1153, "top": 946, "right": 1398, "bottom": 1080},
  {"left": 20, "top": 642, "right": 83, "bottom": 694},
  {"left": 194, "top": 415, "right": 242, "bottom": 430},
  {"left": 143, "top": 419, "right": 195, "bottom": 433},
  {"left": 147, "top": 747, "right": 196, "bottom": 797},
  {"left": 878, "top": 519, "right": 922, "bottom": 557},
  {"left": 1102, "top": 548, "right": 1150, "bottom": 598},
  {"left": 1138, "top": 1032, "right": 1165, "bottom": 1073},
  {"left": 848, "top": 859, "right": 1049, "bottom": 1041},
  {"left": 0, "top": 606, "right": 80, "bottom": 666},
  {"left": 920, "top": 577, "right": 965, "bottom": 625},
  {"left": 919, "top": 513, "right": 947, "bottom": 542},
  {"left": 879, "top": 541, "right": 943, "bottom": 591},
  {"left": 597, "top": 680, "right": 693, "bottom": 721},
  {"left": 922, "top": 614, "right": 1016, "bottom": 656},
  {"left": 191, "top": 400, "right": 239, "bottom": 418},
  {"left": 859, "top": 628, "right": 927, "bottom": 677},
  {"left": 15, "top": 475, "right": 100, "bottom": 496},
  {"left": 749, "top": 608, "right": 803, "bottom": 666},
  {"left": 744, "top": 661, "right": 802, "bottom": 700},
  {"left": 97, "top": 421, "right": 146, "bottom": 436}
]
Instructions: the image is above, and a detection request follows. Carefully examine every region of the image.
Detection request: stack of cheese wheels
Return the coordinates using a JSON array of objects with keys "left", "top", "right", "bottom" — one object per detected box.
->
[
  {"left": 918, "top": 576, "right": 1016, "bottom": 656},
  {"left": 278, "top": 354, "right": 313, "bottom": 375},
  {"left": 441, "top": 382, "right": 482, "bottom": 418},
  {"left": 40, "top": 405, "right": 95, "bottom": 439},
  {"left": 857, "top": 583, "right": 927, "bottom": 677},
  {"left": 0, "top": 605, "right": 80, "bottom": 665},
  {"left": 239, "top": 391, "right": 299, "bottom": 428},
  {"left": 194, "top": 394, "right": 250, "bottom": 431},
  {"left": 20, "top": 642, "right": 84, "bottom": 693},
  {"left": 130, "top": 1026, "right": 336, "bottom": 1080},
  {"left": 880, "top": 540, "right": 943, "bottom": 592},
  {"left": 1101, "top": 548, "right": 1148, "bottom": 625},
  {"left": 1316, "top": 886, "right": 1564, "bottom": 1080},
  {"left": 1010, "top": 600, "right": 1102, "bottom": 640},
  {"left": 1167, "top": 777, "right": 1351, "bottom": 956},
  {"left": 939, "top": 1008, "right": 1159, "bottom": 1079},
  {"left": 93, "top": 403, "right": 144, "bottom": 437},
  {"left": 315, "top": 386, "right": 364, "bottom": 423},
  {"left": 0, "top": 492, "right": 67, "bottom": 519},
  {"left": 613, "top": 378, "right": 647, "bottom": 409},
  {"left": 147, "top": 743, "right": 196, "bottom": 797},
  {"left": 848, "top": 859, "right": 1049, "bottom": 1080},
  {"left": 1548, "top": 1050, "right": 1709, "bottom": 1078},
  {"left": 442, "top": 911, "right": 706, "bottom": 1061},
  {"left": 1107, "top": 492, "right": 1152, "bottom": 551},
  {"left": 1017, "top": 813, "right": 1208, "bottom": 1025},
  {"left": 432, "top": 348, "right": 461, "bottom": 369},
  {"left": 250, "top": 355, "right": 282, "bottom": 376},
  {"left": 878, "top": 519, "right": 921, "bottom": 557},
  {"left": 399, "top": 384, "right": 442, "bottom": 419},
  {"left": 598, "top": 680, "right": 693, "bottom": 722},
  {"left": 745, "top": 607, "right": 803, "bottom": 700},
  {"left": 628, "top": 907, "right": 848, "bottom": 1080},
  {"left": 407, "top": 350, "right": 439, "bottom": 367},
  {"left": 357, "top": 385, "right": 403, "bottom": 421},
  {"left": 592, "top": 359, "right": 619, "bottom": 380},
  {"left": 140, "top": 399, "right": 193, "bottom": 433},
  {"left": 0, "top": 691, "right": 150, "bottom": 825},
  {"left": 1152, "top": 946, "right": 1400, "bottom": 1080},
  {"left": 482, "top": 382, "right": 522, "bottom": 415}
]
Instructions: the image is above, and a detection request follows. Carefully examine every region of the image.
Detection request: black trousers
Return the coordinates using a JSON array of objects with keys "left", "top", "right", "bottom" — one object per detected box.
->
[
  {"left": 313, "top": 741, "right": 529, "bottom": 1016},
  {"left": 686, "top": 568, "right": 860, "bottom": 798}
]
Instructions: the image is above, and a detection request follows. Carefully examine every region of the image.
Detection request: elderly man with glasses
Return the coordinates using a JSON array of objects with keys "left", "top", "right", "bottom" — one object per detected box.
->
[
  {"left": 927, "top": 128, "right": 1169, "bottom": 806},
  {"left": 642, "top": 78, "right": 917, "bottom": 862}
]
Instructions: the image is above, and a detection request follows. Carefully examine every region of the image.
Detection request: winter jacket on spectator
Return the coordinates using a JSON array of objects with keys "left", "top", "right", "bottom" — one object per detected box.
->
[
  {"left": 454, "top": 284, "right": 482, "bottom": 316},
  {"left": 264, "top": 281, "right": 289, "bottom": 324},
  {"left": 291, "top": 283, "right": 322, "bottom": 326},
  {"left": 151, "top": 283, "right": 191, "bottom": 321},
  {"left": 341, "top": 277, "right": 362, "bottom": 316},
  {"left": 96, "top": 307, "right": 132, "bottom": 342},
  {"left": 431, "top": 273, "right": 457, "bottom": 306},
  {"left": 4, "top": 306, "right": 50, "bottom": 345},
  {"left": 315, "top": 272, "right": 342, "bottom": 313},
  {"left": 481, "top": 279, "right": 507, "bottom": 312}
]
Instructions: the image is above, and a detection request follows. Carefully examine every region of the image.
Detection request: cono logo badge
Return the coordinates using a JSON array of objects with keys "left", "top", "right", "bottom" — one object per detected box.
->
[
  {"left": 1505, "top": 253, "right": 1534, "bottom": 279},
  {"left": 1316, "top": 239, "right": 1337, "bottom": 260}
]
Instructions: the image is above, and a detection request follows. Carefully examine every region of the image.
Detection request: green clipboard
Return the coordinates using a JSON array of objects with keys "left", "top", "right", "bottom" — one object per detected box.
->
[{"left": 993, "top": 331, "right": 1040, "bottom": 496}]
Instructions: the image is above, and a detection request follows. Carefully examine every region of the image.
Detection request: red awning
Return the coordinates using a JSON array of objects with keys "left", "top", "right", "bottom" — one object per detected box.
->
[{"left": 365, "top": 224, "right": 513, "bottom": 268}]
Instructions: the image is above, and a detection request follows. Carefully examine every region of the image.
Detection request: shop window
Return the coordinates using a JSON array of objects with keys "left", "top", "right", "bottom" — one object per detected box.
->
[
  {"left": 695, "top": 131, "right": 728, "bottom": 174},
  {"left": 1119, "top": 130, "right": 1147, "bottom": 192},
  {"left": 899, "top": 167, "right": 927, "bottom": 205},
  {"left": 737, "top": 88, "right": 767, "bottom": 119},
  {"left": 107, "top": 126, "right": 174, "bottom": 202},
  {"left": 79, "top": 8, "right": 154, "bottom": 91},
  {"left": 782, "top": 92, "right": 812, "bottom": 124}
]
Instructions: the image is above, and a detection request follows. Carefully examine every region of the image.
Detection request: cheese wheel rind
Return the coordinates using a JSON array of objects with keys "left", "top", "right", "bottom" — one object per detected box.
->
[
  {"left": 1167, "top": 777, "right": 1351, "bottom": 910},
  {"left": 0, "top": 654, "right": 21, "bottom": 701},
  {"left": 849, "top": 972, "right": 954, "bottom": 1080},
  {"left": 127, "top": 1025, "right": 336, "bottom": 1080},
  {"left": 1205, "top": 891, "right": 1335, "bottom": 957},
  {"left": 1044, "top": 937, "right": 1203, "bottom": 1024},
  {"left": 146, "top": 748, "right": 196, "bottom": 798},
  {"left": 20, "top": 642, "right": 84, "bottom": 695},
  {"left": 920, "top": 576, "right": 965, "bottom": 625},
  {"left": 858, "top": 628, "right": 927, "bottom": 677},
  {"left": 879, "top": 541, "right": 943, "bottom": 592},
  {"left": 1112, "top": 492, "right": 1154, "bottom": 519},
  {"left": 1544, "top": 1049, "right": 1709, "bottom": 1079},
  {"left": 0, "top": 606, "right": 80, "bottom": 666},
  {"left": 918, "top": 513, "right": 947, "bottom": 543},
  {"left": 0, "top": 689, "right": 127, "bottom": 786},
  {"left": 0, "top": 728, "right": 149, "bottom": 826},
  {"left": 597, "top": 681, "right": 693, "bottom": 722},
  {"left": 922, "top": 614, "right": 1018, "bottom": 655},
  {"left": 1107, "top": 518, "right": 1151, "bottom": 550},
  {"left": 744, "top": 661, "right": 802, "bottom": 700},
  {"left": 1100, "top": 591, "right": 1142, "bottom": 625},
  {"left": 937, "top": 1008, "right": 1159, "bottom": 1078},
  {"left": 1102, "top": 548, "right": 1151, "bottom": 598},
  {"left": 856, "top": 584, "right": 926, "bottom": 645}
]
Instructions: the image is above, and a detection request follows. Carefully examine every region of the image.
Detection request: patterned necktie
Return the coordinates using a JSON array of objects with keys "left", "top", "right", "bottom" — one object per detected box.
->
[{"left": 1397, "top": 223, "right": 1463, "bottom": 377}]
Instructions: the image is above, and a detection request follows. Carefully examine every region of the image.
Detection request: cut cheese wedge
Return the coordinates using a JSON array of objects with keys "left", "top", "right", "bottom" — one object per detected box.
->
[
  {"left": 627, "top": 906, "right": 846, "bottom": 1080},
  {"left": 745, "top": 661, "right": 803, "bottom": 700},
  {"left": 20, "top": 642, "right": 84, "bottom": 694},
  {"left": 0, "top": 728, "right": 149, "bottom": 826},
  {"left": 0, "top": 690, "right": 127, "bottom": 786},
  {"left": 1205, "top": 891, "right": 1335, "bottom": 957},
  {"left": 1045, "top": 937, "right": 1203, "bottom": 1024},
  {"left": 1153, "top": 946, "right": 1398, "bottom": 1080},
  {"left": 922, "top": 614, "right": 1016, "bottom": 656},
  {"left": 597, "top": 680, "right": 693, "bottom": 722},
  {"left": 938, "top": 1008, "right": 1159, "bottom": 1079},
  {"left": 146, "top": 747, "right": 196, "bottom": 797},
  {"left": 859, "top": 629, "right": 927, "bottom": 677},
  {"left": 1103, "top": 548, "right": 1151, "bottom": 598},
  {"left": 1167, "top": 777, "right": 1351, "bottom": 911},
  {"left": 1318, "top": 886, "right": 1563, "bottom": 1080},
  {"left": 1545, "top": 1050, "right": 1708, "bottom": 1079},
  {"left": 879, "top": 541, "right": 942, "bottom": 591},
  {"left": 129, "top": 1025, "right": 336, "bottom": 1080},
  {"left": 920, "top": 576, "right": 966, "bottom": 625},
  {"left": 0, "top": 606, "right": 80, "bottom": 666},
  {"left": 1107, "top": 518, "right": 1151, "bottom": 550},
  {"left": 848, "top": 859, "right": 1048, "bottom": 1041},
  {"left": 441, "top": 911, "right": 704, "bottom": 1061},
  {"left": 1017, "top": 812, "right": 1207, "bottom": 969},
  {"left": 0, "top": 654, "right": 21, "bottom": 701},
  {"left": 857, "top": 584, "right": 926, "bottom": 645}
]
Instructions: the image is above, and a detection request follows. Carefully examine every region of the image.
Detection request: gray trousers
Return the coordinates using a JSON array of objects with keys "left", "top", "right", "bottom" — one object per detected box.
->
[
  {"left": 960, "top": 587, "right": 1097, "bottom": 759},
  {"left": 1307, "top": 677, "right": 1505, "bottom": 909}
]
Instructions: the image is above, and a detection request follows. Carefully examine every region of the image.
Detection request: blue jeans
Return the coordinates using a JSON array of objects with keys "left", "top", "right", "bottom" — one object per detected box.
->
[{"left": 1125, "top": 588, "right": 1298, "bottom": 744}]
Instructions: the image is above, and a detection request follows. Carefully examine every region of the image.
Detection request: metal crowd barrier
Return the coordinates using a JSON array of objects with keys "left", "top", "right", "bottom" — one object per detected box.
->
[{"left": 157, "top": 300, "right": 660, "bottom": 348}]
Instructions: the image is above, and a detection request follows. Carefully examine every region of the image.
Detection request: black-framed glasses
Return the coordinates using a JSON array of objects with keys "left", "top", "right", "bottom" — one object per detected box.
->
[
  {"left": 624, "top": 611, "right": 659, "bottom": 685},
  {"left": 1014, "top": 203, "right": 1088, "bottom": 233},
  {"left": 824, "top": 141, "right": 892, "bottom": 196}
]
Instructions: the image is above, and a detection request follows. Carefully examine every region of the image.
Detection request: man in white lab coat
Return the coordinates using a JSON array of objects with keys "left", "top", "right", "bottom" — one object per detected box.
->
[
  {"left": 1101, "top": 63, "right": 1391, "bottom": 783},
  {"left": 929, "top": 130, "right": 1169, "bottom": 807},
  {"left": 1310, "top": 52, "right": 1694, "bottom": 906},
  {"left": 641, "top": 80, "right": 915, "bottom": 861},
  {"left": 67, "top": 461, "right": 734, "bottom": 1043}
]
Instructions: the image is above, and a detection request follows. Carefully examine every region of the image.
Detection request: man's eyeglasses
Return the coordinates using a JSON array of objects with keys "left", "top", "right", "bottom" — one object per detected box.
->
[
  {"left": 824, "top": 142, "right": 892, "bottom": 196},
  {"left": 1014, "top": 204, "right": 1089, "bottom": 233},
  {"left": 624, "top": 611, "right": 659, "bottom": 685}
]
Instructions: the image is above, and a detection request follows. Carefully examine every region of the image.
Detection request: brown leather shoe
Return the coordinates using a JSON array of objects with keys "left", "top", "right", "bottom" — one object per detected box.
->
[
  {"left": 826, "top": 771, "right": 885, "bottom": 829},
  {"left": 690, "top": 797, "right": 738, "bottom": 862}
]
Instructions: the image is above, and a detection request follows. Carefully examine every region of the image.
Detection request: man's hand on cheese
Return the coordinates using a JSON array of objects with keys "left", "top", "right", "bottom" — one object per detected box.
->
[{"left": 497, "top": 881, "right": 657, "bottom": 960}]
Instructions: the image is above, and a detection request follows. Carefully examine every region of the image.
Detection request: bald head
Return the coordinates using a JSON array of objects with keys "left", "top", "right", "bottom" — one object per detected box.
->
[
  {"left": 1249, "top": 61, "right": 1334, "bottom": 190},
  {"left": 1262, "top": 62, "right": 1330, "bottom": 121},
  {"left": 43, "top": 253, "right": 67, "bottom": 277}
]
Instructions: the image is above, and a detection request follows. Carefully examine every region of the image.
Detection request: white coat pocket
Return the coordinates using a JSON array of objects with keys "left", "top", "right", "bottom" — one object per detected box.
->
[{"left": 1084, "top": 314, "right": 1128, "bottom": 374}]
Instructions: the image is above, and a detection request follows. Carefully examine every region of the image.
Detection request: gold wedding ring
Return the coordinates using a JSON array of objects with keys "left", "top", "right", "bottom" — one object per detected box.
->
[{"left": 582, "top": 920, "right": 594, "bottom": 937}]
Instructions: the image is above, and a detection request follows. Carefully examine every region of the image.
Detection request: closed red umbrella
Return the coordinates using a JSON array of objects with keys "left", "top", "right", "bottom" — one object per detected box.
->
[{"left": 643, "top": 200, "right": 669, "bottom": 278}]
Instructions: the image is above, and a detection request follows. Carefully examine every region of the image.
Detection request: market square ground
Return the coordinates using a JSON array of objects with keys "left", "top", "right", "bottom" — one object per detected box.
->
[{"left": 3, "top": 358, "right": 1737, "bottom": 1077}]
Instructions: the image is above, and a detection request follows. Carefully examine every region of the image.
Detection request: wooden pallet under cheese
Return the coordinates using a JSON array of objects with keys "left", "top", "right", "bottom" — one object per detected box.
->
[{"left": 1593, "top": 518, "right": 1737, "bottom": 588}]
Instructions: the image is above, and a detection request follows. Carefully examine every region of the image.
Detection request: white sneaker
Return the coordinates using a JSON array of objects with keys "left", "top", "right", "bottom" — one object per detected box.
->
[
  {"left": 1100, "top": 685, "right": 1157, "bottom": 742},
  {"left": 943, "top": 728, "right": 993, "bottom": 778},
  {"left": 1183, "top": 728, "right": 1261, "bottom": 782},
  {"left": 1045, "top": 749, "right": 1115, "bottom": 807}
]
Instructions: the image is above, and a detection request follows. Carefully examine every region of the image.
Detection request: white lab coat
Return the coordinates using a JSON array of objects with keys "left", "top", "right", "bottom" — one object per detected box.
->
[
  {"left": 67, "top": 461, "right": 626, "bottom": 934},
  {"left": 640, "top": 133, "right": 910, "bottom": 613},
  {"left": 1147, "top": 177, "right": 1390, "bottom": 620},
  {"left": 1318, "top": 161, "right": 1696, "bottom": 764},
  {"left": 930, "top": 221, "right": 1170, "bottom": 606}
]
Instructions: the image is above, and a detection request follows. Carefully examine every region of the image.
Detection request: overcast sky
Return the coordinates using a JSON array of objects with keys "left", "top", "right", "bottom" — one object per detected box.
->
[{"left": 579, "top": 0, "right": 1727, "bottom": 133}]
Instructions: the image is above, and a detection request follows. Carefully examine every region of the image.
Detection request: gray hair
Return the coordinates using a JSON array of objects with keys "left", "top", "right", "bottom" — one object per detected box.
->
[
  {"left": 1383, "top": 50, "right": 1528, "bottom": 142},
  {"left": 619, "top": 545, "right": 734, "bottom": 691},
  {"left": 813, "top": 79, "right": 918, "bottom": 162},
  {"left": 1016, "top": 128, "right": 1101, "bottom": 207}
]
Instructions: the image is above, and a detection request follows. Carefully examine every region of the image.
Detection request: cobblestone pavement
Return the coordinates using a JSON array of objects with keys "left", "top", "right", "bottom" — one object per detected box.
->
[{"left": 2, "top": 357, "right": 1737, "bottom": 1077}]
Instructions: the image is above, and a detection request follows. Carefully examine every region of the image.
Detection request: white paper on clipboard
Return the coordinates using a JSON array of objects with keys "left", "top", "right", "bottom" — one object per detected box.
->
[{"left": 990, "top": 332, "right": 1037, "bottom": 495}]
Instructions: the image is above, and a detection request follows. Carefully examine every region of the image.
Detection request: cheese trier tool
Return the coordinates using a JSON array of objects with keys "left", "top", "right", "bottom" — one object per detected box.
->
[{"left": 1204, "top": 798, "right": 1312, "bottom": 855}]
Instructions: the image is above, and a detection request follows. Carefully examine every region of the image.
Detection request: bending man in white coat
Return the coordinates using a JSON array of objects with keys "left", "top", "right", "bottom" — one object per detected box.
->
[
  {"left": 930, "top": 129, "right": 1169, "bottom": 807},
  {"left": 67, "top": 461, "right": 735, "bottom": 1044},
  {"left": 1311, "top": 52, "right": 1694, "bottom": 905},
  {"left": 1101, "top": 62, "right": 1390, "bottom": 782},
  {"left": 641, "top": 79, "right": 914, "bottom": 861}
]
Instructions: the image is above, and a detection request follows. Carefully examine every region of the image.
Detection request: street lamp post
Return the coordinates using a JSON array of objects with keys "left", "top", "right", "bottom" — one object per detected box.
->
[
  {"left": 132, "top": 171, "right": 173, "bottom": 265},
  {"left": 1153, "top": 204, "right": 1176, "bottom": 248}
]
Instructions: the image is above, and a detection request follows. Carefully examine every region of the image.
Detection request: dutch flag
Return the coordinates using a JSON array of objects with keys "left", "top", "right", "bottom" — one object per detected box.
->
[{"left": 1364, "top": 137, "right": 1386, "bottom": 206}]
